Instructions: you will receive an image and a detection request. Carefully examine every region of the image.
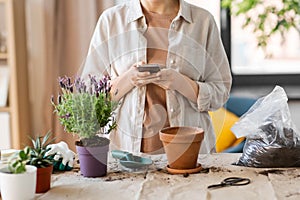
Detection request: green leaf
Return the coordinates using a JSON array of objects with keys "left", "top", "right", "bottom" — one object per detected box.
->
[
  {"left": 41, "top": 131, "right": 55, "bottom": 147},
  {"left": 36, "top": 136, "right": 41, "bottom": 149},
  {"left": 221, "top": 0, "right": 232, "bottom": 8},
  {"left": 30, "top": 138, "right": 36, "bottom": 147},
  {"left": 12, "top": 161, "right": 18, "bottom": 168},
  {"left": 24, "top": 146, "right": 31, "bottom": 155},
  {"left": 15, "top": 165, "right": 26, "bottom": 174},
  {"left": 19, "top": 150, "right": 26, "bottom": 160}
]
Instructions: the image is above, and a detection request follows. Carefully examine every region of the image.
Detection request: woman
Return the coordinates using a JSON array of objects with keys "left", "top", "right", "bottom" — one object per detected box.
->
[{"left": 81, "top": 0, "right": 232, "bottom": 154}]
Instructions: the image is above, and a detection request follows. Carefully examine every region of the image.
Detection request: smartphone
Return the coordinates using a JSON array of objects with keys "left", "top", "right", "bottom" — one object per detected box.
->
[{"left": 138, "top": 64, "right": 160, "bottom": 73}]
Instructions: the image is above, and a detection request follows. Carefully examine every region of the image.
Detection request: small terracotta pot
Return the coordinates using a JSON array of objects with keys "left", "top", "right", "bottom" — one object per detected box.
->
[
  {"left": 159, "top": 126, "right": 204, "bottom": 170},
  {"left": 36, "top": 165, "right": 53, "bottom": 193}
]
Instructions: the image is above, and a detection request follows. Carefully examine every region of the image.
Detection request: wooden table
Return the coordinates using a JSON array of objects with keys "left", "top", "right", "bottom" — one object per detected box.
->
[{"left": 35, "top": 153, "right": 300, "bottom": 200}]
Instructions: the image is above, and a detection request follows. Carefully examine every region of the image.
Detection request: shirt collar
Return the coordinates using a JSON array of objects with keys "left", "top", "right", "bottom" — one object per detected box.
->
[
  {"left": 178, "top": 0, "right": 192, "bottom": 23},
  {"left": 127, "top": 0, "right": 144, "bottom": 23},
  {"left": 127, "top": 0, "right": 193, "bottom": 24}
]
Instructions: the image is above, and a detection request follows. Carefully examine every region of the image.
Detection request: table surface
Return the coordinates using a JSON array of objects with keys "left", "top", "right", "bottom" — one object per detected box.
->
[{"left": 33, "top": 153, "right": 300, "bottom": 200}]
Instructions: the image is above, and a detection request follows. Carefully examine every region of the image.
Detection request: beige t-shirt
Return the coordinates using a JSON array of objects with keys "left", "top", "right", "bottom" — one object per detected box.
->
[{"left": 141, "top": 8, "right": 177, "bottom": 153}]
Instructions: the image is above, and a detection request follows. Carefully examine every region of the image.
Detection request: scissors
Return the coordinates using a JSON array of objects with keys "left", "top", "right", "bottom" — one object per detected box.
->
[{"left": 207, "top": 177, "right": 251, "bottom": 189}]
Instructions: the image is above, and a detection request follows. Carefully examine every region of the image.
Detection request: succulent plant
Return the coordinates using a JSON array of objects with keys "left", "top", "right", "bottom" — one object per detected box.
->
[
  {"left": 27, "top": 131, "right": 55, "bottom": 168},
  {"left": 8, "top": 147, "right": 31, "bottom": 174}
]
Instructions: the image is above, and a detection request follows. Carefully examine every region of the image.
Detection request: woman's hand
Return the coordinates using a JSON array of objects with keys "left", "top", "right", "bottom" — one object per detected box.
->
[
  {"left": 153, "top": 68, "right": 199, "bottom": 103},
  {"left": 129, "top": 65, "right": 160, "bottom": 87},
  {"left": 110, "top": 62, "right": 158, "bottom": 101},
  {"left": 152, "top": 68, "right": 181, "bottom": 90}
]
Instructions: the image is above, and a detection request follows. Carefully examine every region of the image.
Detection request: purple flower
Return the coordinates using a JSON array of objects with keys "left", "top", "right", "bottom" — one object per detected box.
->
[
  {"left": 56, "top": 74, "right": 112, "bottom": 97},
  {"left": 74, "top": 76, "right": 87, "bottom": 93},
  {"left": 50, "top": 95, "right": 54, "bottom": 104},
  {"left": 57, "top": 95, "right": 62, "bottom": 104},
  {"left": 61, "top": 113, "right": 71, "bottom": 119},
  {"left": 59, "top": 77, "right": 66, "bottom": 89}
]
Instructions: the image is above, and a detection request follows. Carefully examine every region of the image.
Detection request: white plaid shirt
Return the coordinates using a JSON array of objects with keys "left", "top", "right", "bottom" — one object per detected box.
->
[{"left": 82, "top": 0, "right": 232, "bottom": 153}]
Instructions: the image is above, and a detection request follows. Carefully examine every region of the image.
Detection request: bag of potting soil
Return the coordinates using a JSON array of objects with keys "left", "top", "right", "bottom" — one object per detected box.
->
[{"left": 231, "top": 86, "right": 300, "bottom": 168}]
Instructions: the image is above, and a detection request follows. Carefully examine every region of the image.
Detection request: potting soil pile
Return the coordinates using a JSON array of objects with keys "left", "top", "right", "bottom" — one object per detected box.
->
[{"left": 231, "top": 86, "right": 300, "bottom": 168}]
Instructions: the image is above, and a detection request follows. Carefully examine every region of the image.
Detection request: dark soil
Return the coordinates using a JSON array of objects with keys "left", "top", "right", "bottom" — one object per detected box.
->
[
  {"left": 209, "top": 167, "right": 232, "bottom": 173},
  {"left": 258, "top": 169, "right": 285, "bottom": 176},
  {"left": 75, "top": 136, "right": 110, "bottom": 147},
  {"left": 236, "top": 122, "right": 300, "bottom": 168}
]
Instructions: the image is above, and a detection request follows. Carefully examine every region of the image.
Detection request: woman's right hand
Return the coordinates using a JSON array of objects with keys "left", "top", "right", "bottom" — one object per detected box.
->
[
  {"left": 128, "top": 62, "right": 160, "bottom": 87},
  {"left": 110, "top": 62, "right": 159, "bottom": 101}
]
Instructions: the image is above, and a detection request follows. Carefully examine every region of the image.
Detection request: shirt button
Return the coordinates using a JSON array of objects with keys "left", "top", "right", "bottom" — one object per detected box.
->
[
  {"left": 170, "top": 108, "right": 174, "bottom": 112},
  {"left": 170, "top": 60, "right": 175, "bottom": 64}
]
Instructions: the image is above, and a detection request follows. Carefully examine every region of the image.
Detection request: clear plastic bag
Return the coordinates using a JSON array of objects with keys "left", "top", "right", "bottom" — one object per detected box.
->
[{"left": 231, "top": 86, "right": 300, "bottom": 167}]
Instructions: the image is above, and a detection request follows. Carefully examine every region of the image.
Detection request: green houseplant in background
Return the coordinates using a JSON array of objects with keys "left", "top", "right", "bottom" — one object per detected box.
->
[
  {"left": 0, "top": 147, "right": 37, "bottom": 200},
  {"left": 51, "top": 75, "right": 117, "bottom": 177},
  {"left": 222, "top": 0, "right": 300, "bottom": 56},
  {"left": 28, "top": 131, "right": 55, "bottom": 193}
]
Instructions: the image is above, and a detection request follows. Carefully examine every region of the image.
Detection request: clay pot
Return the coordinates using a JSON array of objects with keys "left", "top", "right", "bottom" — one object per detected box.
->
[
  {"left": 159, "top": 126, "right": 204, "bottom": 170},
  {"left": 36, "top": 165, "right": 53, "bottom": 193}
]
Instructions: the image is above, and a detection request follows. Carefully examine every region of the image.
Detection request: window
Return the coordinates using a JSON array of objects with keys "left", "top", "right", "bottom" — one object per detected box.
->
[
  {"left": 231, "top": 5, "right": 300, "bottom": 75},
  {"left": 220, "top": 2, "right": 300, "bottom": 99}
]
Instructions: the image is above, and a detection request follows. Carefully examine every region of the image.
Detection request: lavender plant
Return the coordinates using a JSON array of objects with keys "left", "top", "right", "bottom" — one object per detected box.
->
[{"left": 51, "top": 75, "right": 117, "bottom": 147}]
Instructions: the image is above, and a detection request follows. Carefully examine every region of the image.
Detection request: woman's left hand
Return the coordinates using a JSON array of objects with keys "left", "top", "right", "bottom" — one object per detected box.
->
[
  {"left": 152, "top": 68, "right": 181, "bottom": 90},
  {"left": 153, "top": 68, "right": 199, "bottom": 103}
]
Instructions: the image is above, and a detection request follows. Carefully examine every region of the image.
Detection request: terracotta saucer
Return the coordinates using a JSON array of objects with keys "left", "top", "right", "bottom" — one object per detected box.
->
[{"left": 166, "top": 163, "right": 203, "bottom": 174}]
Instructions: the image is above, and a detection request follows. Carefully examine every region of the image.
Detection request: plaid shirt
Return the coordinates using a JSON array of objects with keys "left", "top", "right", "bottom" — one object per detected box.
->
[{"left": 82, "top": 0, "right": 232, "bottom": 153}]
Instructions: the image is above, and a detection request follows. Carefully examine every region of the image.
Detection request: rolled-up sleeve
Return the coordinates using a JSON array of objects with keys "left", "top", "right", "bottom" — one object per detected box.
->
[{"left": 196, "top": 15, "right": 232, "bottom": 112}]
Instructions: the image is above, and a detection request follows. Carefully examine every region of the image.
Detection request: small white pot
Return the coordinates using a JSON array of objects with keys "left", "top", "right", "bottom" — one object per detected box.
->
[{"left": 0, "top": 165, "right": 37, "bottom": 200}]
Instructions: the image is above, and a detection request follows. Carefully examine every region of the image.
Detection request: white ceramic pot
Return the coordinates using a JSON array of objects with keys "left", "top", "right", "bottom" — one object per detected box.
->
[
  {"left": 0, "top": 162, "right": 5, "bottom": 194},
  {"left": 0, "top": 165, "right": 37, "bottom": 200}
]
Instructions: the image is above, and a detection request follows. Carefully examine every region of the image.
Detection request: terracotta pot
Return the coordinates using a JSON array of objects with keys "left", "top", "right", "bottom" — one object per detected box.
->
[
  {"left": 36, "top": 165, "right": 53, "bottom": 193},
  {"left": 159, "top": 126, "right": 204, "bottom": 170},
  {"left": 76, "top": 139, "right": 110, "bottom": 177}
]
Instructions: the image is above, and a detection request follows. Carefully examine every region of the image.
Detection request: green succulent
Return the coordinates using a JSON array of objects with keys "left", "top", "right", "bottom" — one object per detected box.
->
[
  {"left": 27, "top": 131, "right": 56, "bottom": 168},
  {"left": 8, "top": 147, "right": 31, "bottom": 174}
]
